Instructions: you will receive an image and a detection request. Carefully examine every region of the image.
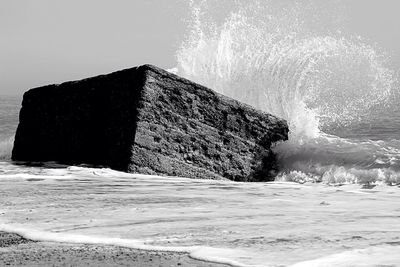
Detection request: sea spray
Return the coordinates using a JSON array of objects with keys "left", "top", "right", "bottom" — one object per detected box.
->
[
  {"left": 0, "top": 137, "right": 13, "bottom": 161},
  {"left": 0, "top": 95, "right": 20, "bottom": 161},
  {"left": 175, "top": 0, "right": 399, "bottom": 185},
  {"left": 176, "top": 0, "right": 396, "bottom": 139}
]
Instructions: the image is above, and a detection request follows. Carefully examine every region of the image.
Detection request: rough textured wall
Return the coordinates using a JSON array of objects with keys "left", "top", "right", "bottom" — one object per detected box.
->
[{"left": 12, "top": 65, "right": 288, "bottom": 181}]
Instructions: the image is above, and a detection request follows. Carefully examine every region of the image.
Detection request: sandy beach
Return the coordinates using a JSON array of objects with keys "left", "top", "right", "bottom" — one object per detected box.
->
[{"left": 0, "top": 231, "right": 229, "bottom": 267}]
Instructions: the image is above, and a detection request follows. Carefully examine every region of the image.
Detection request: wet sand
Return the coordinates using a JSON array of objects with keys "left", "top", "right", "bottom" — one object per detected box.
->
[{"left": 0, "top": 232, "right": 229, "bottom": 267}]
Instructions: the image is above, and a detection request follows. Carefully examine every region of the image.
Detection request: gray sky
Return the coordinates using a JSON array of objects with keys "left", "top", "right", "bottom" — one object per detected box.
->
[{"left": 1, "top": 0, "right": 399, "bottom": 96}]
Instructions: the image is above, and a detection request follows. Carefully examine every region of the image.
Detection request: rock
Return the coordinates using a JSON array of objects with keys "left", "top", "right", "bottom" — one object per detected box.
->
[
  {"left": 0, "top": 232, "right": 34, "bottom": 247},
  {"left": 12, "top": 65, "right": 288, "bottom": 181}
]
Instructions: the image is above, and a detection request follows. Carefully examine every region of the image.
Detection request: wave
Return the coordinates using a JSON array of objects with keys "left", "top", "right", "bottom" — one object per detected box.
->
[
  {"left": 11, "top": 221, "right": 400, "bottom": 267},
  {"left": 174, "top": 0, "right": 399, "bottom": 184},
  {"left": 274, "top": 134, "right": 400, "bottom": 185},
  {"left": 0, "top": 222, "right": 249, "bottom": 267},
  {"left": 1, "top": 165, "right": 400, "bottom": 267},
  {"left": 176, "top": 1, "right": 397, "bottom": 139}
]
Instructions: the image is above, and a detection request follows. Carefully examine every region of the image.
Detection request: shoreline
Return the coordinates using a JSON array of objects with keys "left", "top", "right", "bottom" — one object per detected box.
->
[{"left": 0, "top": 231, "right": 230, "bottom": 267}]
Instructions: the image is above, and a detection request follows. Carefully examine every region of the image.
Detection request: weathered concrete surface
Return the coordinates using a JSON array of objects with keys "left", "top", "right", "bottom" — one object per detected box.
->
[{"left": 12, "top": 65, "right": 288, "bottom": 181}]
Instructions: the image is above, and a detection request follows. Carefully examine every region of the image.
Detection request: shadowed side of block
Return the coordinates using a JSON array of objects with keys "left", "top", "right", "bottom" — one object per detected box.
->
[{"left": 12, "top": 66, "right": 147, "bottom": 171}]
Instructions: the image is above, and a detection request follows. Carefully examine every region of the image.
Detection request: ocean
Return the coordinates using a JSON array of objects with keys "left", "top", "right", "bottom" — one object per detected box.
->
[{"left": 1, "top": 1, "right": 400, "bottom": 266}]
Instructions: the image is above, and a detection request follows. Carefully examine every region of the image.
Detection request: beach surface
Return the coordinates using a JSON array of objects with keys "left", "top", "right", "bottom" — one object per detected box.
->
[{"left": 0, "top": 231, "right": 228, "bottom": 267}]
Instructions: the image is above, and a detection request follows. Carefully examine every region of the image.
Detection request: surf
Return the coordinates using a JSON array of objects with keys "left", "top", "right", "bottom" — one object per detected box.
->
[
  {"left": 175, "top": 0, "right": 399, "bottom": 185},
  {"left": 1, "top": 163, "right": 400, "bottom": 267}
]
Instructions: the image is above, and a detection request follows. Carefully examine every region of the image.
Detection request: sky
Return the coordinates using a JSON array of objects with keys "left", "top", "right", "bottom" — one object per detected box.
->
[{"left": 1, "top": 0, "right": 399, "bottom": 96}]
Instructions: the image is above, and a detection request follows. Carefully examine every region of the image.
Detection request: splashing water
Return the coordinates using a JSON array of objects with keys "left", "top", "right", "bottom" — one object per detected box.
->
[
  {"left": 175, "top": 0, "right": 399, "bottom": 184},
  {"left": 0, "top": 95, "right": 20, "bottom": 161},
  {"left": 0, "top": 137, "right": 13, "bottom": 161},
  {"left": 176, "top": 1, "right": 396, "bottom": 139}
]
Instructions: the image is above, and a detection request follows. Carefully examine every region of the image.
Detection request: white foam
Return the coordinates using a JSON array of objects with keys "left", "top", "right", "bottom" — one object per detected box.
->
[
  {"left": 0, "top": 224, "right": 250, "bottom": 267},
  {"left": 274, "top": 133, "right": 400, "bottom": 185},
  {"left": 1, "top": 163, "right": 400, "bottom": 266},
  {"left": 290, "top": 245, "right": 400, "bottom": 267}
]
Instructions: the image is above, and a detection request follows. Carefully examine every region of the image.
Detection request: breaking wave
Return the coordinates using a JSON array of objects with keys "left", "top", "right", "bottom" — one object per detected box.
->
[{"left": 175, "top": 0, "right": 400, "bottom": 185}]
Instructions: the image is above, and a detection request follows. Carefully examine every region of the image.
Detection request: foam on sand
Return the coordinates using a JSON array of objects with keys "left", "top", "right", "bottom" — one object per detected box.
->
[
  {"left": 0, "top": 224, "right": 251, "bottom": 267},
  {"left": 0, "top": 162, "right": 399, "bottom": 266}
]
